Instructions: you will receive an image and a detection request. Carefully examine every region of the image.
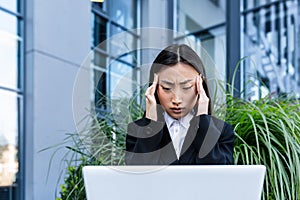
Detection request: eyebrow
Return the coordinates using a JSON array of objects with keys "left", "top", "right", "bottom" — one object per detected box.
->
[
  {"left": 179, "top": 79, "right": 193, "bottom": 85},
  {"left": 160, "top": 79, "right": 193, "bottom": 85}
]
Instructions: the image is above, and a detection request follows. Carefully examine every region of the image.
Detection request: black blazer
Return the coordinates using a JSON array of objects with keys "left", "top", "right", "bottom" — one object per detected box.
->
[{"left": 125, "top": 114, "right": 234, "bottom": 165}]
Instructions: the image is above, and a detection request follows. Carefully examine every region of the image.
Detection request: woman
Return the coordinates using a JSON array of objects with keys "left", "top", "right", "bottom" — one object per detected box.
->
[{"left": 125, "top": 44, "right": 234, "bottom": 165}]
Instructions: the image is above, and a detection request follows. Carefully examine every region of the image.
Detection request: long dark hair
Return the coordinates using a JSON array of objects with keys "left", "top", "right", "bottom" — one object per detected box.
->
[{"left": 147, "top": 44, "right": 212, "bottom": 118}]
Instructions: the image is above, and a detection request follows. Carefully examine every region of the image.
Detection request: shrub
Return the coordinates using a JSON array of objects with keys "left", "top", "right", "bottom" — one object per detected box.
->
[
  {"left": 225, "top": 95, "right": 300, "bottom": 200},
  {"left": 56, "top": 93, "right": 300, "bottom": 200}
]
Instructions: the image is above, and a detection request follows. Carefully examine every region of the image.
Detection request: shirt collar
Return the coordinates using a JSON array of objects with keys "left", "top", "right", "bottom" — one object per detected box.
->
[{"left": 164, "top": 111, "right": 194, "bottom": 130}]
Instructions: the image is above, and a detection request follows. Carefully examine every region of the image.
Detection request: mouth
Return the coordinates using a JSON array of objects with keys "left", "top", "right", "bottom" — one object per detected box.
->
[{"left": 171, "top": 107, "right": 183, "bottom": 114}]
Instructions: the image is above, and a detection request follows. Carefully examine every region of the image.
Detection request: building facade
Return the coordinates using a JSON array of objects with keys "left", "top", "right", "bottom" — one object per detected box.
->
[{"left": 0, "top": 0, "right": 299, "bottom": 199}]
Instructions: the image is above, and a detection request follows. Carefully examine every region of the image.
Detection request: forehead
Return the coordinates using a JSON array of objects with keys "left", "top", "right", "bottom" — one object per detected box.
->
[{"left": 158, "top": 63, "right": 199, "bottom": 79}]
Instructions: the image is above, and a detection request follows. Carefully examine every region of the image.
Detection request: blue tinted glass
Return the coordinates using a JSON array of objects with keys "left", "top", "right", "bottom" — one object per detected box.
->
[
  {"left": 93, "top": 51, "right": 107, "bottom": 68},
  {"left": 92, "top": 14, "right": 107, "bottom": 48},
  {"left": 177, "top": 0, "right": 226, "bottom": 34},
  {"left": 243, "top": 0, "right": 279, "bottom": 11},
  {"left": 0, "top": 11, "right": 18, "bottom": 36},
  {"left": 0, "top": 90, "right": 19, "bottom": 186},
  {"left": 0, "top": 11, "right": 21, "bottom": 89},
  {"left": 109, "top": 61, "right": 135, "bottom": 98},
  {"left": 109, "top": 0, "right": 136, "bottom": 29},
  {"left": 0, "top": 0, "right": 18, "bottom": 13},
  {"left": 110, "top": 25, "right": 137, "bottom": 62}
]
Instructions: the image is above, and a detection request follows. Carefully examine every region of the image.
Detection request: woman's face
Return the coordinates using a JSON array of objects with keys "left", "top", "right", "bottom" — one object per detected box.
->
[{"left": 157, "top": 63, "right": 199, "bottom": 119}]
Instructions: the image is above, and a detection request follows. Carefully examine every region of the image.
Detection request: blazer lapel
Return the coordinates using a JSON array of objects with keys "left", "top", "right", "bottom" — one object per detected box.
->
[
  {"left": 184, "top": 115, "right": 222, "bottom": 159},
  {"left": 159, "top": 124, "right": 178, "bottom": 164},
  {"left": 180, "top": 125, "right": 198, "bottom": 157}
]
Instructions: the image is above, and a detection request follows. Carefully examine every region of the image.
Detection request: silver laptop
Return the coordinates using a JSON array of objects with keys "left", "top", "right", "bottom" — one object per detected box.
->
[{"left": 83, "top": 165, "right": 266, "bottom": 200}]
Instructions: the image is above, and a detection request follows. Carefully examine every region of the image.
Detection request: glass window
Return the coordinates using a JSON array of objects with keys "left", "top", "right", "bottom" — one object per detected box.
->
[
  {"left": 109, "top": 61, "right": 136, "bottom": 99},
  {"left": 93, "top": 68, "right": 107, "bottom": 110},
  {"left": 0, "top": 90, "right": 20, "bottom": 187},
  {"left": 0, "top": 11, "right": 21, "bottom": 90},
  {"left": 0, "top": 0, "right": 19, "bottom": 13},
  {"left": 92, "top": 52, "right": 108, "bottom": 109},
  {"left": 92, "top": 15, "right": 107, "bottom": 49},
  {"left": 0, "top": 11, "right": 19, "bottom": 36},
  {"left": 92, "top": 1, "right": 107, "bottom": 13},
  {"left": 0, "top": 33, "right": 21, "bottom": 90},
  {"left": 241, "top": 0, "right": 299, "bottom": 99},
  {"left": 242, "top": 0, "right": 278, "bottom": 11},
  {"left": 177, "top": 0, "right": 226, "bottom": 35},
  {"left": 176, "top": 0, "right": 227, "bottom": 107},
  {"left": 0, "top": 1, "right": 23, "bottom": 199},
  {"left": 110, "top": 23, "right": 125, "bottom": 35},
  {"left": 93, "top": 51, "right": 107, "bottom": 69},
  {"left": 92, "top": 0, "right": 139, "bottom": 109},
  {"left": 110, "top": 24, "right": 137, "bottom": 63},
  {"left": 108, "top": 0, "right": 137, "bottom": 29}
]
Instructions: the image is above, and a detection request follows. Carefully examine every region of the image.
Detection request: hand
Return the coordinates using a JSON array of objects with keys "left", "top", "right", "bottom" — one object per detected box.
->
[
  {"left": 196, "top": 75, "right": 209, "bottom": 116},
  {"left": 145, "top": 74, "right": 158, "bottom": 121}
]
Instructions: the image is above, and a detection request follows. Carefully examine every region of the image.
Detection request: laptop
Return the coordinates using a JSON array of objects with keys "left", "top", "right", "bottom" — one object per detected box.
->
[{"left": 83, "top": 165, "right": 266, "bottom": 200}]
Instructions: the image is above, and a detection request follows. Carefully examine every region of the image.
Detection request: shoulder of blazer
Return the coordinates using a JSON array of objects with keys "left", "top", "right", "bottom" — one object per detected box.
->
[
  {"left": 209, "top": 115, "right": 234, "bottom": 139},
  {"left": 190, "top": 115, "right": 233, "bottom": 158},
  {"left": 127, "top": 118, "right": 165, "bottom": 138},
  {"left": 192, "top": 114, "right": 233, "bottom": 134},
  {"left": 210, "top": 115, "right": 232, "bottom": 130}
]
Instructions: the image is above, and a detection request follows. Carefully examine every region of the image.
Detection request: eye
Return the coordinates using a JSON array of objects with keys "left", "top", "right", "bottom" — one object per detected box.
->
[
  {"left": 161, "top": 86, "right": 171, "bottom": 91},
  {"left": 183, "top": 86, "right": 193, "bottom": 90}
]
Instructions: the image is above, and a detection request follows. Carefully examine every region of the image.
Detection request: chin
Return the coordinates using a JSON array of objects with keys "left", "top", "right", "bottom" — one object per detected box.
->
[{"left": 170, "top": 113, "right": 187, "bottom": 119}]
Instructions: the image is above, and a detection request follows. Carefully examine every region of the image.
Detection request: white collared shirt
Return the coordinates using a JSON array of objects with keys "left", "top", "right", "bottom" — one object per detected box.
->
[{"left": 164, "top": 112, "right": 194, "bottom": 158}]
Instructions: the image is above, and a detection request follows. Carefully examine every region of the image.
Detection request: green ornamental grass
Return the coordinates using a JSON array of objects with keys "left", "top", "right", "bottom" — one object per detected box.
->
[
  {"left": 224, "top": 95, "right": 300, "bottom": 200},
  {"left": 54, "top": 91, "right": 300, "bottom": 200}
]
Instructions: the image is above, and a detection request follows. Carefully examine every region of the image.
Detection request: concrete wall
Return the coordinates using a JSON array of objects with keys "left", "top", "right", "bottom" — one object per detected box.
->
[
  {"left": 25, "top": 0, "right": 91, "bottom": 199},
  {"left": 23, "top": 0, "right": 173, "bottom": 198}
]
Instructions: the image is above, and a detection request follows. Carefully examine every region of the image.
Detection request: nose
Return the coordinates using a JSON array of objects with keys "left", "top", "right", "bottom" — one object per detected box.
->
[{"left": 171, "top": 90, "right": 182, "bottom": 105}]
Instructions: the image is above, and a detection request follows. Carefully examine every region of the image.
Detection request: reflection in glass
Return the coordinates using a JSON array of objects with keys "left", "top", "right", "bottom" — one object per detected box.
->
[
  {"left": 93, "top": 61, "right": 137, "bottom": 109},
  {"left": 0, "top": 11, "right": 21, "bottom": 90},
  {"left": 242, "top": 0, "right": 299, "bottom": 99},
  {"left": 109, "top": 61, "right": 135, "bottom": 99},
  {"left": 0, "top": 90, "right": 19, "bottom": 186},
  {"left": 0, "top": 11, "right": 19, "bottom": 36},
  {"left": 93, "top": 51, "right": 107, "bottom": 69},
  {"left": 109, "top": 0, "right": 136, "bottom": 29},
  {"left": 92, "top": 1, "right": 107, "bottom": 12},
  {"left": 109, "top": 25, "right": 137, "bottom": 63},
  {"left": 92, "top": 0, "right": 139, "bottom": 115},
  {"left": 0, "top": 0, "right": 18, "bottom": 13},
  {"left": 93, "top": 68, "right": 107, "bottom": 110},
  {"left": 177, "top": 0, "right": 226, "bottom": 34},
  {"left": 92, "top": 15, "right": 107, "bottom": 49},
  {"left": 243, "top": 0, "right": 278, "bottom": 11}
]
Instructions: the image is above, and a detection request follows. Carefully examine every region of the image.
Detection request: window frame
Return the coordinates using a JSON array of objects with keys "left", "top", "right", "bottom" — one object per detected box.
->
[{"left": 0, "top": 0, "right": 25, "bottom": 199}]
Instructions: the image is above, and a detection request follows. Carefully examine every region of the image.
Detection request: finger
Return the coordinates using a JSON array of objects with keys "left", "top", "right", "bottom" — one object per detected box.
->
[
  {"left": 150, "top": 73, "right": 158, "bottom": 95},
  {"left": 199, "top": 75, "right": 208, "bottom": 98},
  {"left": 145, "top": 86, "right": 154, "bottom": 98},
  {"left": 145, "top": 85, "right": 152, "bottom": 98},
  {"left": 196, "top": 75, "right": 200, "bottom": 94},
  {"left": 153, "top": 73, "right": 158, "bottom": 86},
  {"left": 145, "top": 94, "right": 151, "bottom": 102},
  {"left": 145, "top": 92, "right": 154, "bottom": 104},
  {"left": 145, "top": 83, "right": 156, "bottom": 102}
]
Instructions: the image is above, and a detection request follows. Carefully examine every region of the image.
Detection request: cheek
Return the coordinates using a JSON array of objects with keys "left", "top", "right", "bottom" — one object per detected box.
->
[
  {"left": 157, "top": 89, "right": 169, "bottom": 104},
  {"left": 184, "top": 90, "right": 198, "bottom": 104}
]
